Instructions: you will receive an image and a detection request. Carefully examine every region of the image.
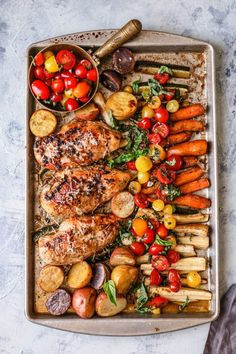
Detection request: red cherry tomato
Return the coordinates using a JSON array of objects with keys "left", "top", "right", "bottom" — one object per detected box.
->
[
  {"left": 149, "top": 243, "right": 164, "bottom": 255},
  {"left": 168, "top": 269, "right": 181, "bottom": 283},
  {"left": 143, "top": 228, "right": 155, "bottom": 244},
  {"left": 79, "top": 96, "right": 90, "bottom": 103},
  {"left": 34, "top": 66, "right": 45, "bottom": 80},
  {"left": 60, "top": 70, "right": 75, "bottom": 78},
  {"left": 169, "top": 281, "right": 181, "bottom": 292},
  {"left": 166, "top": 155, "right": 183, "bottom": 171},
  {"left": 86, "top": 68, "right": 97, "bottom": 82},
  {"left": 148, "top": 133, "right": 162, "bottom": 144},
  {"left": 79, "top": 59, "right": 92, "bottom": 70},
  {"left": 34, "top": 52, "right": 45, "bottom": 66},
  {"left": 154, "top": 107, "right": 169, "bottom": 123},
  {"left": 64, "top": 76, "right": 77, "bottom": 90},
  {"left": 54, "top": 73, "right": 62, "bottom": 80},
  {"left": 167, "top": 250, "right": 180, "bottom": 264},
  {"left": 153, "top": 163, "right": 176, "bottom": 185},
  {"left": 44, "top": 69, "right": 55, "bottom": 79},
  {"left": 75, "top": 64, "right": 87, "bottom": 79},
  {"left": 150, "top": 269, "right": 162, "bottom": 286},
  {"left": 56, "top": 50, "right": 76, "bottom": 70},
  {"left": 130, "top": 227, "right": 137, "bottom": 237},
  {"left": 138, "top": 118, "right": 151, "bottom": 130},
  {"left": 65, "top": 98, "right": 79, "bottom": 111},
  {"left": 50, "top": 93, "right": 63, "bottom": 103},
  {"left": 154, "top": 72, "right": 170, "bottom": 85},
  {"left": 126, "top": 161, "right": 137, "bottom": 171},
  {"left": 164, "top": 89, "right": 175, "bottom": 101},
  {"left": 45, "top": 78, "right": 52, "bottom": 86},
  {"left": 152, "top": 122, "right": 170, "bottom": 138},
  {"left": 130, "top": 242, "right": 146, "bottom": 256},
  {"left": 51, "top": 78, "right": 65, "bottom": 93},
  {"left": 156, "top": 224, "right": 168, "bottom": 239},
  {"left": 31, "top": 80, "right": 50, "bottom": 100},
  {"left": 152, "top": 255, "right": 170, "bottom": 271},
  {"left": 149, "top": 218, "right": 160, "bottom": 230},
  {"left": 148, "top": 296, "right": 168, "bottom": 308},
  {"left": 133, "top": 193, "right": 149, "bottom": 208}
]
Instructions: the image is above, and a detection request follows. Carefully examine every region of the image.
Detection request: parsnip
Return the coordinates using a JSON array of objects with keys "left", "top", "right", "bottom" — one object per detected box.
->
[
  {"left": 177, "top": 236, "right": 209, "bottom": 250},
  {"left": 174, "top": 224, "right": 209, "bottom": 237},
  {"left": 148, "top": 286, "right": 212, "bottom": 302},
  {"left": 140, "top": 257, "right": 206, "bottom": 272}
]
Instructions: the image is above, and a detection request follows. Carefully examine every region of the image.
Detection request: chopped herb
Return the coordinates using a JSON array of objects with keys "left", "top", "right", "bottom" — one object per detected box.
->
[
  {"left": 161, "top": 184, "right": 181, "bottom": 201},
  {"left": 137, "top": 282, "right": 149, "bottom": 310},
  {"left": 155, "top": 235, "right": 173, "bottom": 247},
  {"left": 137, "top": 306, "right": 151, "bottom": 314},
  {"left": 103, "top": 280, "right": 117, "bottom": 306},
  {"left": 109, "top": 110, "right": 119, "bottom": 129},
  {"left": 157, "top": 65, "right": 173, "bottom": 75},
  {"left": 179, "top": 296, "right": 190, "bottom": 311},
  {"left": 132, "top": 76, "right": 141, "bottom": 94}
]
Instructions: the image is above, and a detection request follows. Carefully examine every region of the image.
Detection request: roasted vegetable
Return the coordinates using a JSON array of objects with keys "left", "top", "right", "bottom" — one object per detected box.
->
[
  {"left": 170, "top": 104, "right": 205, "bottom": 121},
  {"left": 141, "top": 257, "right": 206, "bottom": 272},
  {"left": 179, "top": 178, "right": 210, "bottom": 194},
  {"left": 113, "top": 48, "right": 135, "bottom": 74},
  {"left": 30, "top": 109, "right": 57, "bottom": 137},
  {"left": 105, "top": 92, "right": 137, "bottom": 120},
  {"left": 148, "top": 286, "right": 211, "bottom": 302},
  {"left": 174, "top": 223, "right": 209, "bottom": 237},
  {"left": 169, "top": 212, "right": 209, "bottom": 224},
  {"left": 135, "top": 60, "right": 190, "bottom": 78},
  {"left": 38, "top": 265, "right": 64, "bottom": 292},
  {"left": 173, "top": 193, "right": 211, "bottom": 209},
  {"left": 110, "top": 247, "right": 136, "bottom": 266},
  {"left": 111, "top": 265, "right": 138, "bottom": 294},
  {"left": 177, "top": 236, "right": 209, "bottom": 250},
  {"left": 175, "top": 167, "right": 205, "bottom": 186},
  {"left": 182, "top": 156, "right": 199, "bottom": 168},
  {"left": 90, "top": 263, "right": 110, "bottom": 290},
  {"left": 170, "top": 120, "right": 205, "bottom": 134},
  {"left": 161, "top": 132, "right": 192, "bottom": 146},
  {"left": 167, "top": 140, "right": 207, "bottom": 157},
  {"left": 75, "top": 102, "right": 99, "bottom": 121},
  {"left": 67, "top": 261, "right": 93, "bottom": 289},
  {"left": 72, "top": 287, "right": 96, "bottom": 319},
  {"left": 95, "top": 292, "right": 127, "bottom": 317},
  {"left": 45, "top": 289, "right": 71, "bottom": 316},
  {"left": 111, "top": 191, "right": 135, "bottom": 218},
  {"left": 101, "top": 70, "right": 122, "bottom": 91}
]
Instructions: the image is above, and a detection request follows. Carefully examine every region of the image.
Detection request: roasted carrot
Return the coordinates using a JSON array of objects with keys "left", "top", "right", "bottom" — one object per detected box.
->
[
  {"left": 182, "top": 156, "right": 199, "bottom": 168},
  {"left": 160, "top": 132, "right": 192, "bottom": 147},
  {"left": 180, "top": 178, "right": 210, "bottom": 194},
  {"left": 173, "top": 194, "right": 211, "bottom": 209},
  {"left": 170, "top": 104, "right": 205, "bottom": 121},
  {"left": 170, "top": 120, "right": 205, "bottom": 134},
  {"left": 142, "top": 186, "right": 156, "bottom": 194},
  {"left": 175, "top": 167, "right": 204, "bottom": 186},
  {"left": 166, "top": 140, "right": 207, "bottom": 157}
]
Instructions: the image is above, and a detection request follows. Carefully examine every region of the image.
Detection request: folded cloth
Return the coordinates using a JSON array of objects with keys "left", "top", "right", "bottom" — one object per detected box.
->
[{"left": 204, "top": 284, "right": 236, "bottom": 354}]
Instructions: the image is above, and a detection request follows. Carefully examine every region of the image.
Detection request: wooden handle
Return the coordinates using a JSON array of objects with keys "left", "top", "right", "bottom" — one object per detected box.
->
[{"left": 93, "top": 19, "right": 142, "bottom": 60}]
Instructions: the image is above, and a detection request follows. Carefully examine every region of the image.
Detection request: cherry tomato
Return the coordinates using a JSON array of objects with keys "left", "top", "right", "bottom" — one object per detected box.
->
[
  {"left": 65, "top": 98, "right": 79, "bottom": 111},
  {"left": 148, "top": 133, "right": 162, "bottom": 144},
  {"left": 87, "top": 68, "right": 97, "bottom": 82},
  {"left": 44, "top": 55, "right": 59, "bottom": 73},
  {"left": 44, "top": 69, "right": 55, "bottom": 79},
  {"left": 132, "top": 218, "right": 148, "bottom": 237},
  {"left": 149, "top": 218, "right": 160, "bottom": 230},
  {"left": 153, "top": 164, "right": 176, "bottom": 185},
  {"left": 34, "top": 66, "right": 45, "bottom": 80},
  {"left": 168, "top": 269, "right": 181, "bottom": 283},
  {"left": 130, "top": 242, "right": 146, "bottom": 256},
  {"left": 142, "top": 105, "right": 155, "bottom": 118},
  {"left": 60, "top": 70, "right": 75, "bottom": 78},
  {"left": 79, "top": 96, "right": 90, "bottom": 103},
  {"left": 149, "top": 243, "right": 164, "bottom": 255},
  {"left": 152, "top": 122, "right": 170, "bottom": 138},
  {"left": 64, "top": 76, "right": 77, "bottom": 90},
  {"left": 34, "top": 52, "right": 45, "bottom": 66},
  {"left": 54, "top": 73, "right": 62, "bottom": 80},
  {"left": 164, "top": 90, "right": 175, "bottom": 101},
  {"left": 154, "top": 107, "right": 169, "bottom": 123},
  {"left": 31, "top": 80, "right": 50, "bottom": 100},
  {"left": 135, "top": 156, "right": 152, "bottom": 172},
  {"left": 126, "top": 161, "right": 137, "bottom": 171},
  {"left": 148, "top": 296, "right": 168, "bottom": 308},
  {"left": 75, "top": 64, "right": 87, "bottom": 78},
  {"left": 138, "top": 118, "right": 151, "bottom": 130},
  {"left": 150, "top": 269, "right": 162, "bottom": 286},
  {"left": 186, "top": 271, "right": 201, "bottom": 288},
  {"left": 166, "top": 99, "right": 179, "bottom": 113},
  {"left": 152, "top": 255, "right": 170, "bottom": 271},
  {"left": 133, "top": 193, "right": 149, "bottom": 208},
  {"left": 129, "top": 181, "right": 141, "bottom": 195},
  {"left": 130, "top": 227, "right": 137, "bottom": 237},
  {"left": 79, "top": 59, "right": 92, "bottom": 70},
  {"left": 50, "top": 92, "right": 63, "bottom": 103},
  {"left": 166, "top": 155, "right": 183, "bottom": 171},
  {"left": 143, "top": 228, "right": 155, "bottom": 244},
  {"left": 169, "top": 281, "right": 181, "bottom": 292},
  {"left": 156, "top": 224, "right": 168, "bottom": 239},
  {"left": 73, "top": 81, "right": 91, "bottom": 99},
  {"left": 167, "top": 250, "right": 180, "bottom": 264},
  {"left": 56, "top": 50, "right": 76, "bottom": 70},
  {"left": 164, "top": 216, "right": 176, "bottom": 230},
  {"left": 51, "top": 79, "right": 65, "bottom": 93},
  {"left": 45, "top": 78, "right": 52, "bottom": 86},
  {"left": 154, "top": 72, "right": 170, "bottom": 84}
]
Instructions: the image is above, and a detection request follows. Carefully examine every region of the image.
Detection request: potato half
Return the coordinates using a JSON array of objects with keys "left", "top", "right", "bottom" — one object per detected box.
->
[
  {"left": 67, "top": 261, "right": 93, "bottom": 289},
  {"left": 38, "top": 265, "right": 64, "bottom": 292},
  {"left": 30, "top": 109, "right": 57, "bottom": 137},
  {"left": 111, "top": 191, "right": 135, "bottom": 218},
  {"left": 105, "top": 92, "right": 137, "bottom": 120}
]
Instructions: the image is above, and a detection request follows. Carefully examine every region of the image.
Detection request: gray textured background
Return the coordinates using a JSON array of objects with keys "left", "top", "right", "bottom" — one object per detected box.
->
[{"left": 1, "top": 0, "right": 236, "bottom": 353}]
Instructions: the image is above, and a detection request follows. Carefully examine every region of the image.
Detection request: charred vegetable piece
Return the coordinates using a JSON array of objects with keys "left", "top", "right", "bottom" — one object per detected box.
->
[
  {"left": 101, "top": 70, "right": 122, "bottom": 92},
  {"left": 113, "top": 47, "right": 135, "bottom": 74},
  {"left": 45, "top": 289, "right": 71, "bottom": 315},
  {"left": 135, "top": 60, "right": 190, "bottom": 78},
  {"left": 90, "top": 263, "right": 110, "bottom": 290}
]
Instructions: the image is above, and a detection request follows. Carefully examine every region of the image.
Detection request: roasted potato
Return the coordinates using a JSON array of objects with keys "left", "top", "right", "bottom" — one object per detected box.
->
[
  {"left": 90, "top": 263, "right": 110, "bottom": 290},
  {"left": 111, "top": 265, "right": 138, "bottom": 294},
  {"left": 38, "top": 265, "right": 64, "bottom": 293},
  {"left": 111, "top": 191, "right": 135, "bottom": 218},
  {"left": 67, "top": 261, "right": 93, "bottom": 289},
  {"left": 30, "top": 109, "right": 57, "bottom": 137},
  {"left": 45, "top": 289, "right": 71, "bottom": 316},
  {"left": 105, "top": 92, "right": 137, "bottom": 120},
  {"left": 72, "top": 287, "right": 97, "bottom": 319},
  {"left": 95, "top": 291, "right": 127, "bottom": 317},
  {"left": 110, "top": 247, "right": 136, "bottom": 266},
  {"left": 75, "top": 102, "right": 99, "bottom": 121}
]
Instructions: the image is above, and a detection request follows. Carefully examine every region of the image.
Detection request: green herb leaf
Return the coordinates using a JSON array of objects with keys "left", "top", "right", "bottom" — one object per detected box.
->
[
  {"left": 103, "top": 280, "right": 117, "bottom": 306},
  {"left": 33, "top": 224, "right": 59, "bottom": 242},
  {"left": 137, "top": 306, "right": 151, "bottom": 314},
  {"left": 132, "top": 76, "right": 141, "bottom": 94},
  {"left": 109, "top": 110, "right": 119, "bottom": 129},
  {"left": 157, "top": 65, "right": 173, "bottom": 75},
  {"left": 161, "top": 184, "right": 181, "bottom": 201},
  {"left": 179, "top": 296, "right": 190, "bottom": 311},
  {"left": 137, "top": 282, "right": 149, "bottom": 310},
  {"left": 155, "top": 234, "right": 173, "bottom": 247}
]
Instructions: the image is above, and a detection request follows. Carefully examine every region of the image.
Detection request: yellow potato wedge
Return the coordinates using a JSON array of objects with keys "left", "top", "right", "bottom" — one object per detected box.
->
[
  {"left": 67, "top": 261, "right": 93, "bottom": 289},
  {"left": 111, "top": 191, "right": 135, "bottom": 218},
  {"left": 30, "top": 109, "right": 57, "bottom": 137},
  {"left": 105, "top": 92, "right": 137, "bottom": 120},
  {"left": 38, "top": 265, "right": 64, "bottom": 292}
]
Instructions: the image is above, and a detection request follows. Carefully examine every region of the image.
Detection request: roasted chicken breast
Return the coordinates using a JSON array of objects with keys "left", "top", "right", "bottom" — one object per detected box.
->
[
  {"left": 39, "top": 214, "right": 119, "bottom": 265},
  {"left": 40, "top": 166, "right": 131, "bottom": 217},
  {"left": 34, "top": 120, "right": 121, "bottom": 169}
]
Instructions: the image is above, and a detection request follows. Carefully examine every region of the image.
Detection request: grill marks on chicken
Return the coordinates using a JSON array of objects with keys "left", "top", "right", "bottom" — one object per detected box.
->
[
  {"left": 40, "top": 166, "right": 131, "bottom": 217},
  {"left": 38, "top": 214, "right": 119, "bottom": 265},
  {"left": 34, "top": 120, "right": 122, "bottom": 169}
]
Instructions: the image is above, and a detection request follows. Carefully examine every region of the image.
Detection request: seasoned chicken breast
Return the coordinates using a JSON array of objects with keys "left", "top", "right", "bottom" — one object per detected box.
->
[
  {"left": 39, "top": 214, "right": 119, "bottom": 265},
  {"left": 40, "top": 166, "right": 131, "bottom": 217},
  {"left": 34, "top": 120, "right": 121, "bottom": 169}
]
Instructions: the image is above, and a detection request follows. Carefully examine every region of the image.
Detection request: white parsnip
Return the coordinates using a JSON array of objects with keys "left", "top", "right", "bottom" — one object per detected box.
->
[
  {"left": 177, "top": 236, "right": 209, "bottom": 250},
  {"left": 148, "top": 286, "right": 212, "bottom": 302},
  {"left": 140, "top": 257, "right": 206, "bottom": 272},
  {"left": 174, "top": 224, "right": 209, "bottom": 237}
]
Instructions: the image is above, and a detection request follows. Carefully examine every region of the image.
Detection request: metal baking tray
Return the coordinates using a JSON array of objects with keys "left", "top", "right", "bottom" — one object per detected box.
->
[{"left": 25, "top": 29, "right": 219, "bottom": 335}]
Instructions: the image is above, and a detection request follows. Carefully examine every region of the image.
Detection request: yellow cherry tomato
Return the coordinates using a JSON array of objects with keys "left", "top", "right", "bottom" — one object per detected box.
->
[
  {"left": 163, "top": 204, "right": 173, "bottom": 215},
  {"left": 148, "top": 96, "right": 161, "bottom": 109},
  {"left": 64, "top": 89, "right": 74, "bottom": 99},
  {"left": 186, "top": 271, "right": 201, "bottom": 288},
  {"left": 44, "top": 55, "right": 59, "bottom": 73},
  {"left": 152, "top": 199, "right": 165, "bottom": 212},
  {"left": 132, "top": 218, "right": 148, "bottom": 237},
  {"left": 129, "top": 181, "right": 141, "bottom": 194},
  {"left": 123, "top": 85, "right": 133, "bottom": 93},
  {"left": 141, "top": 105, "right": 155, "bottom": 118},
  {"left": 60, "top": 94, "right": 68, "bottom": 107},
  {"left": 165, "top": 235, "right": 177, "bottom": 249},
  {"left": 149, "top": 144, "right": 166, "bottom": 163},
  {"left": 166, "top": 99, "right": 180, "bottom": 113},
  {"left": 138, "top": 171, "right": 150, "bottom": 184},
  {"left": 164, "top": 216, "right": 176, "bottom": 230},
  {"left": 43, "top": 50, "right": 54, "bottom": 60},
  {"left": 135, "top": 156, "right": 153, "bottom": 172},
  {"left": 152, "top": 308, "right": 161, "bottom": 315}
]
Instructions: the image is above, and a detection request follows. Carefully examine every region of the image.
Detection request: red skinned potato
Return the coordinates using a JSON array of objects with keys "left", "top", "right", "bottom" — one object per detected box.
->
[
  {"left": 72, "top": 287, "right": 97, "bottom": 319},
  {"left": 90, "top": 263, "right": 110, "bottom": 290},
  {"left": 110, "top": 247, "right": 136, "bottom": 266},
  {"left": 95, "top": 291, "right": 127, "bottom": 317},
  {"left": 75, "top": 102, "right": 99, "bottom": 121}
]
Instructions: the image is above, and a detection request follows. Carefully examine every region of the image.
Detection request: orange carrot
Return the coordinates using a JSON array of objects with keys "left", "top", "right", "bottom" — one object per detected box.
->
[
  {"left": 142, "top": 186, "right": 156, "bottom": 194},
  {"left": 170, "top": 120, "right": 205, "bottom": 134},
  {"left": 161, "top": 132, "right": 192, "bottom": 147},
  {"left": 173, "top": 194, "right": 211, "bottom": 209},
  {"left": 182, "top": 156, "right": 199, "bottom": 168},
  {"left": 167, "top": 140, "right": 207, "bottom": 157},
  {"left": 175, "top": 167, "right": 204, "bottom": 186},
  {"left": 170, "top": 104, "right": 205, "bottom": 121},
  {"left": 180, "top": 178, "right": 210, "bottom": 194}
]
